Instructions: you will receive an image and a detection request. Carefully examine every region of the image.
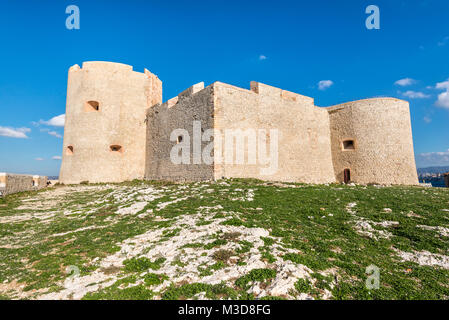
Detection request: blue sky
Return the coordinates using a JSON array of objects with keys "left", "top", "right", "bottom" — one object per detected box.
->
[{"left": 0, "top": 0, "right": 448, "bottom": 176}]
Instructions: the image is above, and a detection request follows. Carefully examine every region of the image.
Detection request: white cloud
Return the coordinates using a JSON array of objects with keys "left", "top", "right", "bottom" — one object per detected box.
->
[
  {"left": 35, "top": 158, "right": 44, "bottom": 161},
  {"left": 318, "top": 80, "right": 334, "bottom": 91},
  {"left": 417, "top": 149, "right": 449, "bottom": 167},
  {"left": 394, "top": 78, "right": 416, "bottom": 87},
  {"left": 436, "top": 79, "right": 449, "bottom": 90},
  {"left": 47, "top": 131, "right": 62, "bottom": 138},
  {"left": 259, "top": 55, "right": 267, "bottom": 61},
  {"left": 420, "top": 150, "right": 449, "bottom": 157},
  {"left": 436, "top": 91, "right": 449, "bottom": 109},
  {"left": 39, "top": 114, "right": 65, "bottom": 127},
  {"left": 52, "top": 156, "right": 62, "bottom": 160},
  {"left": 435, "top": 79, "right": 449, "bottom": 109},
  {"left": 0, "top": 126, "right": 31, "bottom": 139},
  {"left": 438, "top": 36, "right": 449, "bottom": 47},
  {"left": 401, "top": 90, "right": 430, "bottom": 99},
  {"left": 423, "top": 116, "right": 432, "bottom": 123},
  {"left": 40, "top": 128, "right": 63, "bottom": 138}
]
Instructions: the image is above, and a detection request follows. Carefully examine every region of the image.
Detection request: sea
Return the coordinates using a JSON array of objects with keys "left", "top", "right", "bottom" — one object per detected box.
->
[{"left": 419, "top": 177, "right": 446, "bottom": 188}]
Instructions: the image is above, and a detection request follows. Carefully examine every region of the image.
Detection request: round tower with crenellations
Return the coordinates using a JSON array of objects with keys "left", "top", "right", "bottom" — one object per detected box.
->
[
  {"left": 59, "top": 61, "right": 162, "bottom": 184},
  {"left": 327, "top": 98, "right": 419, "bottom": 185}
]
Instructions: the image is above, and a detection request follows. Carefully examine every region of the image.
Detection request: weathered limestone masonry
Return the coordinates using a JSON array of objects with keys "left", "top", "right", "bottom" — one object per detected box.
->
[
  {"left": 146, "top": 83, "right": 215, "bottom": 181},
  {"left": 0, "top": 173, "right": 47, "bottom": 196},
  {"left": 327, "top": 99, "right": 419, "bottom": 185},
  {"left": 60, "top": 61, "right": 419, "bottom": 186},
  {"left": 59, "top": 62, "right": 162, "bottom": 184},
  {"left": 212, "top": 82, "right": 335, "bottom": 183}
]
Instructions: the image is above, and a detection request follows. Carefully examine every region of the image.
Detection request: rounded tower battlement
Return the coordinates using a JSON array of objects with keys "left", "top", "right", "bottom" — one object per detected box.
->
[
  {"left": 59, "top": 61, "right": 162, "bottom": 184},
  {"left": 327, "top": 98, "right": 418, "bottom": 185}
]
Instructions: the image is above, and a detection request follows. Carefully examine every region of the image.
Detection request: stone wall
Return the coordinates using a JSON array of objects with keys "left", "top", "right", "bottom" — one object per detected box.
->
[
  {"left": 0, "top": 173, "right": 47, "bottom": 196},
  {"left": 59, "top": 62, "right": 162, "bottom": 184},
  {"left": 0, "top": 173, "right": 5, "bottom": 189},
  {"left": 144, "top": 81, "right": 418, "bottom": 185},
  {"left": 145, "top": 83, "right": 215, "bottom": 181},
  {"left": 33, "top": 175, "right": 48, "bottom": 189},
  {"left": 327, "top": 98, "right": 419, "bottom": 185},
  {"left": 212, "top": 82, "right": 336, "bottom": 183},
  {"left": 145, "top": 81, "right": 336, "bottom": 183}
]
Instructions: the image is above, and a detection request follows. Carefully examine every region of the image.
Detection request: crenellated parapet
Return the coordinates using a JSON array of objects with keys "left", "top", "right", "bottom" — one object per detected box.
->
[
  {"left": 178, "top": 82, "right": 205, "bottom": 100},
  {"left": 250, "top": 81, "right": 314, "bottom": 105},
  {"left": 156, "top": 81, "right": 315, "bottom": 111}
]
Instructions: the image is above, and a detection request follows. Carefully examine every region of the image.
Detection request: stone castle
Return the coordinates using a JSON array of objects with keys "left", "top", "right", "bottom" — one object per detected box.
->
[{"left": 59, "top": 61, "right": 419, "bottom": 185}]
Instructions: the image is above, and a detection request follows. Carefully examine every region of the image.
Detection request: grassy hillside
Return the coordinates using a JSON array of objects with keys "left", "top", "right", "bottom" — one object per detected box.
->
[{"left": 0, "top": 179, "right": 448, "bottom": 300}]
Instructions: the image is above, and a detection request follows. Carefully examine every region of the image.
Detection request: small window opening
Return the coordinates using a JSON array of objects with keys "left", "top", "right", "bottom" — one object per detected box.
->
[
  {"left": 85, "top": 101, "right": 100, "bottom": 112},
  {"left": 177, "top": 136, "right": 183, "bottom": 144},
  {"left": 66, "top": 146, "right": 74, "bottom": 155},
  {"left": 110, "top": 145, "right": 123, "bottom": 152},
  {"left": 343, "top": 140, "right": 355, "bottom": 150},
  {"left": 32, "top": 180, "right": 37, "bottom": 187}
]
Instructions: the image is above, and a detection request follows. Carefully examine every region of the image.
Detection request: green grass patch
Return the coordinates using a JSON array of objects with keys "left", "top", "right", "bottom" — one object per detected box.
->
[
  {"left": 161, "top": 282, "right": 238, "bottom": 300},
  {"left": 235, "top": 268, "right": 277, "bottom": 289},
  {"left": 144, "top": 273, "right": 169, "bottom": 286},
  {"left": 123, "top": 257, "right": 166, "bottom": 273}
]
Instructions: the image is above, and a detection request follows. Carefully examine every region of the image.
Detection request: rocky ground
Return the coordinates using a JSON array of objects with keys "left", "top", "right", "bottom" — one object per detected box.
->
[{"left": 0, "top": 179, "right": 448, "bottom": 300}]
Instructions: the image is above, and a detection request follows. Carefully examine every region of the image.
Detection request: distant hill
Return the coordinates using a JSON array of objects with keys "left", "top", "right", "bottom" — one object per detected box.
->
[{"left": 417, "top": 166, "right": 449, "bottom": 175}]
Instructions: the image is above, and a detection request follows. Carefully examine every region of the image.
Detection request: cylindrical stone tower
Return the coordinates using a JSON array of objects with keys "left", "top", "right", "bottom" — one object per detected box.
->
[
  {"left": 59, "top": 61, "right": 162, "bottom": 184},
  {"left": 327, "top": 98, "right": 419, "bottom": 185}
]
